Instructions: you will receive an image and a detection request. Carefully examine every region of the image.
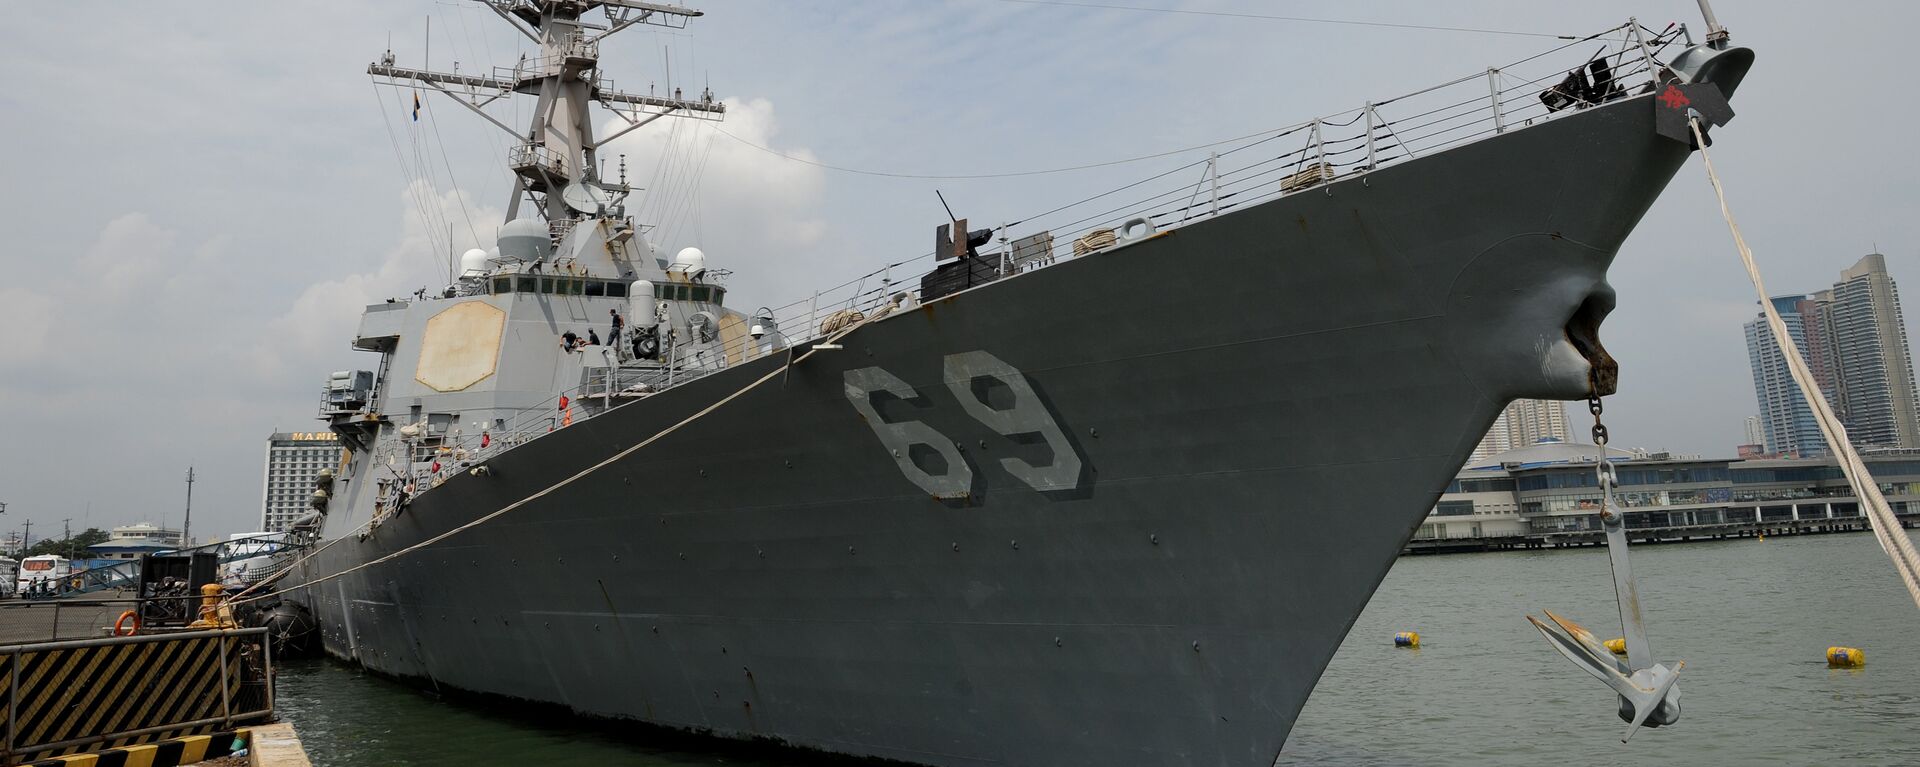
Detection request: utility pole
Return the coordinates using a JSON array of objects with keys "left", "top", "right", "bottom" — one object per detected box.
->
[
  {"left": 21, "top": 519, "right": 32, "bottom": 557},
  {"left": 183, "top": 466, "right": 196, "bottom": 547},
  {"left": 61, "top": 518, "right": 72, "bottom": 560}
]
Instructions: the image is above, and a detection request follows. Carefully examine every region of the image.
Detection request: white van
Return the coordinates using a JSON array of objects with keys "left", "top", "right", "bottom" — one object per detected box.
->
[{"left": 0, "top": 556, "right": 16, "bottom": 598}]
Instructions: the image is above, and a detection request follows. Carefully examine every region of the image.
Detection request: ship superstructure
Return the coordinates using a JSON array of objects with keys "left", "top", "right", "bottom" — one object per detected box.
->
[
  {"left": 276, "top": 3, "right": 1755, "bottom": 765},
  {"left": 310, "top": 0, "right": 754, "bottom": 536}
]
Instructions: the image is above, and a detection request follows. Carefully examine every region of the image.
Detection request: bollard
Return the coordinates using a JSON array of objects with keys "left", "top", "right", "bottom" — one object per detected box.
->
[{"left": 190, "top": 582, "right": 227, "bottom": 628}]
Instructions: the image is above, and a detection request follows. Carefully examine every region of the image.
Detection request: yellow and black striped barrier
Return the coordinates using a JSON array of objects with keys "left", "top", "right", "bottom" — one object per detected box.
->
[
  {"left": 1, "top": 629, "right": 271, "bottom": 765},
  {"left": 17, "top": 729, "right": 249, "bottom": 767}
]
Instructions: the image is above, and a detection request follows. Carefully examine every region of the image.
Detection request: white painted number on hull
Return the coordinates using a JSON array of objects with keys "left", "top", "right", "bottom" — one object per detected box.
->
[
  {"left": 845, "top": 350, "right": 1084, "bottom": 499},
  {"left": 843, "top": 366, "right": 974, "bottom": 499},
  {"left": 943, "top": 351, "right": 1083, "bottom": 492}
]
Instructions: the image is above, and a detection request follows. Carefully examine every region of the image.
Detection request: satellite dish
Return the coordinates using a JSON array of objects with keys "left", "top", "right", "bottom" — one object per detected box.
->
[{"left": 561, "top": 182, "right": 607, "bottom": 214}]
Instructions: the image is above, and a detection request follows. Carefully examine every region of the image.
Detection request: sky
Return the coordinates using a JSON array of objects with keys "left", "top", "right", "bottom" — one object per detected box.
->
[{"left": 2, "top": 0, "right": 1917, "bottom": 543}]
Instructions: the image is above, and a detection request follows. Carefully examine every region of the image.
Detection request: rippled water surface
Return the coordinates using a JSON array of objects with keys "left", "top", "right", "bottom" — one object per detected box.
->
[
  {"left": 1286, "top": 532, "right": 1920, "bottom": 765},
  {"left": 276, "top": 532, "right": 1920, "bottom": 765}
]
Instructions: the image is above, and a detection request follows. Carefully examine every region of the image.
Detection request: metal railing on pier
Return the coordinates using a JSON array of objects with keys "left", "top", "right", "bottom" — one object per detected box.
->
[
  {"left": 0, "top": 627, "right": 273, "bottom": 764},
  {"left": 0, "top": 599, "right": 128, "bottom": 644},
  {"left": 0, "top": 593, "right": 245, "bottom": 645}
]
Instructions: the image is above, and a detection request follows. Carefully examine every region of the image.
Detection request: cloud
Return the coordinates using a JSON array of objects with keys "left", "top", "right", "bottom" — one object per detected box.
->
[
  {"left": 0, "top": 288, "right": 56, "bottom": 367},
  {"left": 259, "top": 182, "right": 501, "bottom": 382},
  {"left": 0, "top": 184, "right": 496, "bottom": 538},
  {"left": 596, "top": 97, "right": 829, "bottom": 308},
  {"left": 0, "top": 213, "right": 230, "bottom": 392}
]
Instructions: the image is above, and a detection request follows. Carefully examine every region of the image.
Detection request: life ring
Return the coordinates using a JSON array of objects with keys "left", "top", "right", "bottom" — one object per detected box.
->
[
  {"left": 69, "top": 577, "right": 84, "bottom": 591},
  {"left": 113, "top": 610, "right": 141, "bottom": 636}
]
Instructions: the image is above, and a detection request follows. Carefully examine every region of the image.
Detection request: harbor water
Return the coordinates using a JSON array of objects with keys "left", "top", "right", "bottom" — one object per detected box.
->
[{"left": 274, "top": 532, "right": 1920, "bottom": 765}]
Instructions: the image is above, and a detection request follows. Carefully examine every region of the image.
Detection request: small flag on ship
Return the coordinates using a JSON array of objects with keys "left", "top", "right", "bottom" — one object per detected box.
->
[{"left": 412, "top": 92, "right": 421, "bottom": 121}]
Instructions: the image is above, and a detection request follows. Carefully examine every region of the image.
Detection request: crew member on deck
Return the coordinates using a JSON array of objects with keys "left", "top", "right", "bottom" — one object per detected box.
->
[
  {"left": 561, "top": 331, "right": 579, "bottom": 351},
  {"left": 588, "top": 330, "right": 602, "bottom": 346},
  {"left": 609, "top": 309, "right": 624, "bottom": 346}
]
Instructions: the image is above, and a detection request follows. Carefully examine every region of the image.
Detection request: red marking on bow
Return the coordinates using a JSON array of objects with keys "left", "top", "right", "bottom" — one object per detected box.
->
[{"left": 1659, "top": 85, "right": 1691, "bottom": 109}]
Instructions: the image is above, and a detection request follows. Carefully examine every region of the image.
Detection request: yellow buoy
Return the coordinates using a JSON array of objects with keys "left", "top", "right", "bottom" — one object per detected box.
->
[
  {"left": 1604, "top": 637, "right": 1627, "bottom": 655},
  {"left": 1827, "top": 646, "right": 1866, "bottom": 668},
  {"left": 1393, "top": 631, "right": 1420, "bottom": 648}
]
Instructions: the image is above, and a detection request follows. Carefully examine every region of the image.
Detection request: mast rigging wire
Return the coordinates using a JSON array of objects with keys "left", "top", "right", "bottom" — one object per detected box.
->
[
  {"left": 710, "top": 123, "right": 1309, "bottom": 180},
  {"left": 371, "top": 80, "right": 457, "bottom": 276},
  {"left": 421, "top": 94, "right": 483, "bottom": 263},
  {"left": 703, "top": 23, "right": 1636, "bottom": 183},
  {"left": 978, "top": 0, "right": 1578, "bottom": 39}
]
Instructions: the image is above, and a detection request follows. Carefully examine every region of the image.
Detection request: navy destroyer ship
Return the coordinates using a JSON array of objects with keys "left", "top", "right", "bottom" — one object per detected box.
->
[{"left": 269, "top": 2, "right": 1753, "bottom": 764}]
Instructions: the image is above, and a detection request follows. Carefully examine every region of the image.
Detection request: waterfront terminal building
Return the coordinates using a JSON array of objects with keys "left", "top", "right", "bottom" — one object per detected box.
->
[
  {"left": 86, "top": 522, "right": 187, "bottom": 560},
  {"left": 1413, "top": 438, "right": 1920, "bottom": 551}
]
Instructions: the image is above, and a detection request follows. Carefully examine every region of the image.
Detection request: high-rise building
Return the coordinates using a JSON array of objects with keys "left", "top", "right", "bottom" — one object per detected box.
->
[
  {"left": 1743, "top": 415, "right": 1764, "bottom": 446},
  {"left": 1818, "top": 254, "right": 1920, "bottom": 448},
  {"left": 1743, "top": 253, "right": 1920, "bottom": 456},
  {"left": 260, "top": 431, "right": 344, "bottom": 533},
  {"left": 1469, "top": 399, "right": 1571, "bottom": 461},
  {"left": 1746, "top": 296, "right": 1829, "bottom": 457}
]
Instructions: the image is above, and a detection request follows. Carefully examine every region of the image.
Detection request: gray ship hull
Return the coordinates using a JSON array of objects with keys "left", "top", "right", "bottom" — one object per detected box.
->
[{"left": 292, "top": 92, "right": 1694, "bottom": 765}]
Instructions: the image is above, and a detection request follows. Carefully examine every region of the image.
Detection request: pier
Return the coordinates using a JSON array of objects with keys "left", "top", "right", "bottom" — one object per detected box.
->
[
  {"left": 1404, "top": 513, "right": 1912, "bottom": 554},
  {"left": 1411, "top": 441, "right": 1920, "bottom": 554}
]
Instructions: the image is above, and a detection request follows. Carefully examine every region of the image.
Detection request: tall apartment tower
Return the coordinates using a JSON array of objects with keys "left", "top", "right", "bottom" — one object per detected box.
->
[
  {"left": 1469, "top": 399, "right": 1571, "bottom": 461},
  {"left": 1816, "top": 254, "right": 1920, "bottom": 448},
  {"left": 260, "top": 431, "right": 345, "bottom": 533},
  {"left": 1745, "top": 296, "right": 1829, "bottom": 457},
  {"left": 1743, "top": 415, "right": 1765, "bottom": 446},
  {"left": 1743, "top": 254, "right": 1920, "bottom": 456}
]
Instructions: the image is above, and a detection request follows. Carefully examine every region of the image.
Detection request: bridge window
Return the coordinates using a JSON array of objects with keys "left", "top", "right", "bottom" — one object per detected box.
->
[
  {"left": 585, "top": 281, "right": 605, "bottom": 297},
  {"left": 492, "top": 277, "right": 511, "bottom": 295},
  {"left": 606, "top": 282, "right": 627, "bottom": 298},
  {"left": 517, "top": 276, "right": 537, "bottom": 293}
]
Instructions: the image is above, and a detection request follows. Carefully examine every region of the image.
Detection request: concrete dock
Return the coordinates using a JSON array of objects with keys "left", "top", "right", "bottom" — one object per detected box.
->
[
  {"left": 248, "top": 722, "right": 313, "bottom": 767},
  {"left": 0, "top": 600, "right": 126, "bottom": 644}
]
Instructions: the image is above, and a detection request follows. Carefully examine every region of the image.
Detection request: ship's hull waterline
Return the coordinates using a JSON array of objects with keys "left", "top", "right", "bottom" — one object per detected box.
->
[{"left": 292, "top": 93, "right": 1691, "bottom": 766}]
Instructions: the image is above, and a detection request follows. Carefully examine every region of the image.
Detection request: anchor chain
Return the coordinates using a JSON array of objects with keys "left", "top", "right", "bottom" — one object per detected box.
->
[
  {"left": 1588, "top": 393, "right": 1609, "bottom": 449},
  {"left": 1526, "top": 388, "right": 1684, "bottom": 742},
  {"left": 1588, "top": 393, "right": 1620, "bottom": 527}
]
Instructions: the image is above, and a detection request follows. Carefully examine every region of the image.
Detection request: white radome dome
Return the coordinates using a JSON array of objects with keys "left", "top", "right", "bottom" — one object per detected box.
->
[
  {"left": 675, "top": 247, "right": 706, "bottom": 276},
  {"left": 497, "top": 218, "right": 551, "bottom": 261},
  {"left": 460, "top": 248, "right": 489, "bottom": 275}
]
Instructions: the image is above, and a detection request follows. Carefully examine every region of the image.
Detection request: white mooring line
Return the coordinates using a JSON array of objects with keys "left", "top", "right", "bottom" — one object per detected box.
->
[{"left": 1689, "top": 116, "right": 1920, "bottom": 610}]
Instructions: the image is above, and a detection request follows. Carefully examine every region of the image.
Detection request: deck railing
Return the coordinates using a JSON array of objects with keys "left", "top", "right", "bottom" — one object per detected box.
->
[{"left": 370, "top": 20, "right": 1690, "bottom": 518}]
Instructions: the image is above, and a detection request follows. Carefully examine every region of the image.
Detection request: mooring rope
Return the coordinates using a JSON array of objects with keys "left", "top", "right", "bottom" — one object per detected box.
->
[
  {"left": 1690, "top": 116, "right": 1920, "bottom": 610},
  {"left": 226, "top": 316, "right": 877, "bottom": 607}
]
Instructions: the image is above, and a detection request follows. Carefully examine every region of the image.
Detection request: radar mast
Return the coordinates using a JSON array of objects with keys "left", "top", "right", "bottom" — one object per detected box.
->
[{"left": 368, "top": 0, "right": 726, "bottom": 228}]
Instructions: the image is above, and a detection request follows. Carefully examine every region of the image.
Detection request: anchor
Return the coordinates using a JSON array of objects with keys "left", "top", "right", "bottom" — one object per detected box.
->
[{"left": 1528, "top": 393, "right": 1683, "bottom": 742}]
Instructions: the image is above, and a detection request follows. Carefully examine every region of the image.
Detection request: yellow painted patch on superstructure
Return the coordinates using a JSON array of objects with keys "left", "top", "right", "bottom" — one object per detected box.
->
[
  {"left": 719, "top": 313, "right": 749, "bottom": 365},
  {"left": 415, "top": 300, "right": 507, "bottom": 392}
]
